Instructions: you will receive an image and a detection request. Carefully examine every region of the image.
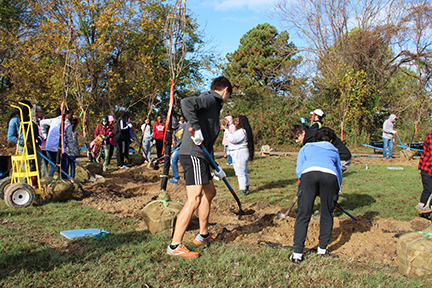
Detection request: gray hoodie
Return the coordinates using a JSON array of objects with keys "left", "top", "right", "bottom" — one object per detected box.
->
[
  {"left": 382, "top": 114, "right": 397, "bottom": 140},
  {"left": 179, "top": 91, "right": 224, "bottom": 162}
]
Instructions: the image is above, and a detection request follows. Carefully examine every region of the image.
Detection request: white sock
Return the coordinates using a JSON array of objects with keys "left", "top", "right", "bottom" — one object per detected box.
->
[
  {"left": 292, "top": 252, "right": 303, "bottom": 259},
  {"left": 317, "top": 247, "right": 327, "bottom": 255}
]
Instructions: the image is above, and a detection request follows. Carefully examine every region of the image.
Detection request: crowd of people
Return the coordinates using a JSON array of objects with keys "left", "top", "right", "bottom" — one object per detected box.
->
[{"left": 6, "top": 76, "right": 431, "bottom": 265}]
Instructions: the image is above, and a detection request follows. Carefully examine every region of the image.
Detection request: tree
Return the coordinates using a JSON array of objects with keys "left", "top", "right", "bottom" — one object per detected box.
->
[
  {"left": 272, "top": 0, "right": 432, "bottom": 141},
  {"left": 224, "top": 23, "right": 301, "bottom": 99},
  {"left": 0, "top": 0, "right": 206, "bottom": 124}
]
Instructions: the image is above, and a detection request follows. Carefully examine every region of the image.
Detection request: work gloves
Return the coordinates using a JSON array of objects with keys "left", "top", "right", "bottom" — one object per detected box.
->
[
  {"left": 128, "top": 123, "right": 133, "bottom": 128},
  {"left": 213, "top": 165, "right": 226, "bottom": 180},
  {"left": 191, "top": 129, "right": 204, "bottom": 146}
]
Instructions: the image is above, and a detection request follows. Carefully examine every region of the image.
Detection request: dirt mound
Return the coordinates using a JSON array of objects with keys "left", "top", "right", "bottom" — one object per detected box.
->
[{"left": 81, "top": 157, "right": 430, "bottom": 266}]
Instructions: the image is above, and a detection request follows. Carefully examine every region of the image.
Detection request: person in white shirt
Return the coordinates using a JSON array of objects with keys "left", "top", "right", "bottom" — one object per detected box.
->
[{"left": 221, "top": 115, "right": 254, "bottom": 196}]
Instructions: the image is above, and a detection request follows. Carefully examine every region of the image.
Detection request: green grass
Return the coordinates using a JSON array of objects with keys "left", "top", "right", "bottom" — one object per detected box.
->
[{"left": 0, "top": 156, "right": 429, "bottom": 287}]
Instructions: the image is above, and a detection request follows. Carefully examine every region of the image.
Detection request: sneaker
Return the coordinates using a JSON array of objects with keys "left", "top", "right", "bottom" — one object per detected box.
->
[
  {"left": 168, "top": 179, "right": 179, "bottom": 184},
  {"left": 289, "top": 254, "right": 302, "bottom": 264},
  {"left": 193, "top": 233, "right": 215, "bottom": 246},
  {"left": 317, "top": 247, "right": 328, "bottom": 256},
  {"left": 120, "top": 165, "right": 129, "bottom": 169},
  {"left": 240, "top": 190, "right": 247, "bottom": 196},
  {"left": 415, "top": 203, "right": 432, "bottom": 213},
  {"left": 166, "top": 244, "right": 199, "bottom": 258}
]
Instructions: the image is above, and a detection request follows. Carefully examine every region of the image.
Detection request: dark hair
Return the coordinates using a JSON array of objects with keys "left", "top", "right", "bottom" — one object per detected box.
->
[
  {"left": 314, "top": 127, "right": 336, "bottom": 142},
  {"left": 236, "top": 115, "right": 254, "bottom": 161},
  {"left": 211, "top": 76, "right": 232, "bottom": 95},
  {"left": 289, "top": 124, "right": 306, "bottom": 139},
  {"left": 20, "top": 100, "right": 32, "bottom": 121},
  {"left": 62, "top": 108, "right": 74, "bottom": 121},
  {"left": 8, "top": 108, "right": 20, "bottom": 123},
  {"left": 120, "top": 112, "right": 129, "bottom": 121},
  {"left": 156, "top": 113, "right": 163, "bottom": 123}
]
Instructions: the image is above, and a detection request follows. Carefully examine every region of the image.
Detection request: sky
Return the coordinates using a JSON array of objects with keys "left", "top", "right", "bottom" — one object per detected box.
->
[{"left": 187, "top": 0, "right": 282, "bottom": 60}]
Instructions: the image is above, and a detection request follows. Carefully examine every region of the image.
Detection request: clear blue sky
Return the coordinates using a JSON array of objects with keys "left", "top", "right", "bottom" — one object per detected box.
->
[{"left": 187, "top": 0, "right": 282, "bottom": 59}]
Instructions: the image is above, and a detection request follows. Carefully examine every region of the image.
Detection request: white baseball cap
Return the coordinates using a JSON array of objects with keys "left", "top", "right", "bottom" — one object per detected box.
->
[{"left": 310, "top": 109, "right": 324, "bottom": 117}]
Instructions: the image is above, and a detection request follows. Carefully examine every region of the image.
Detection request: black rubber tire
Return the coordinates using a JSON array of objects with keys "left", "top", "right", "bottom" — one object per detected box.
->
[
  {"left": 4, "top": 183, "right": 35, "bottom": 208},
  {"left": 0, "top": 176, "right": 11, "bottom": 200}
]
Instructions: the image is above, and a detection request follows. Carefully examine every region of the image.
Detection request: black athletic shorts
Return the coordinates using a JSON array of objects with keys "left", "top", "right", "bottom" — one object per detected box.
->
[{"left": 179, "top": 155, "right": 211, "bottom": 186}]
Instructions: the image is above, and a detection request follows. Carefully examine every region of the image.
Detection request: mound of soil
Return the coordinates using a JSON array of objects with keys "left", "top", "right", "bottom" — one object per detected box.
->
[{"left": 81, "top": 155, "right": 431, "bottom": 266}]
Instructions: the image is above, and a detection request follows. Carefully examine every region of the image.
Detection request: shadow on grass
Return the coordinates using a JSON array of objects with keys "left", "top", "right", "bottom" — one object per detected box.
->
[
  {"left": 254, "top": 178, "right": 298, "bottom": 192},
  {"left": 338, "top": 193, "right": 376, "bottom": 210},
  {"left": 0, "top": 230, "right": 154, "bottom": 279}
]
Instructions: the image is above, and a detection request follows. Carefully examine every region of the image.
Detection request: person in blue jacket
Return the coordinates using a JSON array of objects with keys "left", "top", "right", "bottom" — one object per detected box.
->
[{"left": 290, "top": 127, "right": 342, "bottom": 264}]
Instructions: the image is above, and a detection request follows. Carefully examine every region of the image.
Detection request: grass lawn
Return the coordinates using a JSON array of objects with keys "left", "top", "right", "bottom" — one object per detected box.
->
[{"left": 0, "top": 155, "right": 429, "bottom": 287}]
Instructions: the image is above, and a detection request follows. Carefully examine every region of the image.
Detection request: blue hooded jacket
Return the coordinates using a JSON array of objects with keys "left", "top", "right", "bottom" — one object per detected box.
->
[{"left": 296, "top": 141, "right": 343, "bottom": 189}]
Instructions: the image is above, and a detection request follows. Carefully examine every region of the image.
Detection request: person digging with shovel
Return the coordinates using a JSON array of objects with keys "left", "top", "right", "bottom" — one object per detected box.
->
[
  {"left": 416, "top": 129, "right": 432, "bottom": 214},
  {"left": 290, "top": 127, "right": 342, "bottom": 264},
  {"left": 166, "top": 76, "right": 232, "bottom": 259}
]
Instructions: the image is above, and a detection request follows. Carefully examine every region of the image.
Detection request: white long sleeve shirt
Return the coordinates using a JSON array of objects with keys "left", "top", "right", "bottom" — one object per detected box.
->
[{"left": 224, "top": 128, "right": 248, "bottom": 151}]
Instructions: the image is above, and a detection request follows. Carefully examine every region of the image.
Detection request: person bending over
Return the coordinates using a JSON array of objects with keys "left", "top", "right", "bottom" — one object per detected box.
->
[{"left": 291, "top": 127, "right": 342, "bottom": 264}]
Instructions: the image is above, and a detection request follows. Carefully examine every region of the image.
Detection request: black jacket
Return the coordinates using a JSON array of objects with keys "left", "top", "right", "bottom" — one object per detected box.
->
[
  {"left": 179, "top": 91, "right": 224, "bottom": 162},
  {"left": 113, "top": 119, "right": 130, "bottom": 143},
  {"left": 303, "top": 126, "right": 351, "bottom": 161}
]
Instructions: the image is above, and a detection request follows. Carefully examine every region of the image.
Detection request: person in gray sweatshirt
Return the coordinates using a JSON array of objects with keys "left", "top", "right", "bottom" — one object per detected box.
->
[
  {"left": 382, "top": 114, "right": 397, "bottom": 160},
  {"left": 166, "top": 76, "right": 232, "bottom": 259}
]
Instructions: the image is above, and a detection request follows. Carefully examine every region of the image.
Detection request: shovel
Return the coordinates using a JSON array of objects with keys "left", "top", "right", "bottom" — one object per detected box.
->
[
  {"left": 189, "top": 128, "right": 254, "bottom": 216},
  {"left": 276, "top": 196, "right": 298, "bottom": 219}
]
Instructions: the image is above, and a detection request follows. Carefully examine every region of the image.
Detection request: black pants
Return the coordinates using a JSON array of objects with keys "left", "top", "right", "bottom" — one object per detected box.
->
[
  {"left": 420, "top": 170, "right": 432, "bottom": 204},
  {"left": 155, "top": 139, "right": 164, "bottom": 158},
  {"left": 293, "top": 171, "right": 339, "bottom": 254},
  {"left": 116, "top": 140, "right": 129, "bottom": 167}
]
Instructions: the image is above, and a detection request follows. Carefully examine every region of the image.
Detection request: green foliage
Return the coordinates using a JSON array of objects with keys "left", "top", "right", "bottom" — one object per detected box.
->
[{"left": 225, "top": 23, "right": 302, "bottom": 99}]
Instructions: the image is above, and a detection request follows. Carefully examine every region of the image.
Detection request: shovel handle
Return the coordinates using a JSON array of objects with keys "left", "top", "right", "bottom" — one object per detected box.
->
[
  {"left": 189, "top": 127, "right": 243, "bottom": 211},
  {"left": 336, "top": 203, "right": 357, "bottom": 221}
]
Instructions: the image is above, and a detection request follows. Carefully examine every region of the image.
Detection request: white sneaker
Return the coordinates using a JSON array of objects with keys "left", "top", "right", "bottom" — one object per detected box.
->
[{"left": 121, "top": 165, "right": 129, "bottom": 169}]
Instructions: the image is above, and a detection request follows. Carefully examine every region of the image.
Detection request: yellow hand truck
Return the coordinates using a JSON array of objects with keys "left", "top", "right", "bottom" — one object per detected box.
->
[{"left": 0, "top": 99, "right": 41, "bottom": 208}]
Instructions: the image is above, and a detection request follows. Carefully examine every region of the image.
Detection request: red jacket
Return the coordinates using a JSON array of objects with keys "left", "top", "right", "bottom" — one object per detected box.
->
[
  {"left": 94, "top": 123, "right": 115, "bottom": 145},
  {"left": 419, "top": 131, "right": 432, "bottom": 176},
  {"left": 153, "top": 122, "right": 165, "bottom": 140}
]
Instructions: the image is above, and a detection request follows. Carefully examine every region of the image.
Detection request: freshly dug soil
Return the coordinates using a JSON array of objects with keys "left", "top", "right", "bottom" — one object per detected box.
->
[{"left": 81, "top": 155, "right": 430, "bottom": 266}]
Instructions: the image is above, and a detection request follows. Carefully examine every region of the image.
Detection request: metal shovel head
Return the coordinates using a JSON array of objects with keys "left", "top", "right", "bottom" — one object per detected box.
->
[
  {"left": 230, "top": 208, "right": 255, "bottom": 216},
  {"left": 276, "top": 211, "right": 288, "bottom": 219}
]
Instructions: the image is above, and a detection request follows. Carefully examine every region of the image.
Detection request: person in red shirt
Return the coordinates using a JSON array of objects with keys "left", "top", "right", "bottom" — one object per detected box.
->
[
  {"left": 153, "top": 114, "right": 165, "bottom": 159},
  {"left": 416, "top": 130, "right": 432, "bottom": 214},
  {"left": 94, "top": 115, "right": 115, "bottom": 172}
]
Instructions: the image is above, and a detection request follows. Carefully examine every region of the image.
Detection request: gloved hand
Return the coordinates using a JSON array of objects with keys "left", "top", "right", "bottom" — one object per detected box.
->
[
  {"left": 300, "top": 117, "right": 306, "bottom": 124},
  {"left": 191, "top": 129, "right": 204, "bottom": 146},
  {"left": 128, "top": 123, "right": 133, "bottom": 128},
  {"left": 214, "top": 165, "right": 226, "bottom": 179}
]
